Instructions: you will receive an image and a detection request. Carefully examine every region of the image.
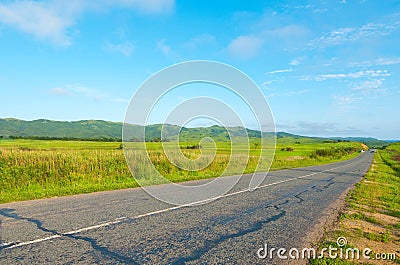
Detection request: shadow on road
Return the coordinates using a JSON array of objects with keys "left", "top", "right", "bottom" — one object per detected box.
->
[{"left": 0, "top": 208, "right": 139, "bottom": 264}]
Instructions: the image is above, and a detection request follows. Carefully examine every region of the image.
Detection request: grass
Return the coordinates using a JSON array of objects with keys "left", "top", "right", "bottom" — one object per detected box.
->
[
  {"left": 311, "top": 143, "right": 400, "bottom": 264},
  {"left": 0, "top": 138, "right": 363, "bottom": 203},
  {"left": 338, "top": 213, "right": 380, "bottom": 225}
]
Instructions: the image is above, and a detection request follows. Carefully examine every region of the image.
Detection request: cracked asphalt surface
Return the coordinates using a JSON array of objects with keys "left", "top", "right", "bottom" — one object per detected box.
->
[{"left": 0, "top": 151, "right": 374, "bottom": 264}]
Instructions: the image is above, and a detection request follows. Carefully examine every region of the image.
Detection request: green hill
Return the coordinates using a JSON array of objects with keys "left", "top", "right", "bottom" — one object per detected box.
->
[
  {"left": 0, "top": 118, "right": 267, "bottom": 141},
  {"left": 0, "top": 118, "right": 124, "bottom": 140},
  {"left": 0, "top": 118, "right": 389, "bottom": 146}
]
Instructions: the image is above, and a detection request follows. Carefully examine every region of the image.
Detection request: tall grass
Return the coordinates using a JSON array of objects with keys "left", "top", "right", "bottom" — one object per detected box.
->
[
  {"left": 0, "top": 139, "right": 364, "bottom": 203},
  {"left": 0, "top": 148, "right": 134, "bottom": 202}
]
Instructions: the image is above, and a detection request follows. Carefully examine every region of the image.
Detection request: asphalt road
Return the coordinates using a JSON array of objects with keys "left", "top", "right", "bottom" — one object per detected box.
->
[{"left": 0, "top": 151, "right": 374, "bottom": 264}]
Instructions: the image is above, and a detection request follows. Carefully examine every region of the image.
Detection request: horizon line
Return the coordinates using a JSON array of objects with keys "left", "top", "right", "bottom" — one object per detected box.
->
[{"left": 0, "top": 117, "right": 393, "bottom": 141}]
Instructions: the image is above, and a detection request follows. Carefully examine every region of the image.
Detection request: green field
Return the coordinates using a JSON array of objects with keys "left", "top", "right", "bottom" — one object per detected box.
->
[
  {"left": 0, "top": 138, "right": 364, "bottom": 203},
  {"left": 310, "top": 142, "right": 400, "bottom": 264}
]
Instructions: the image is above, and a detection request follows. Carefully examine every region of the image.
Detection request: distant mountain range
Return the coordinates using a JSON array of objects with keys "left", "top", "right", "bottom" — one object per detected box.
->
[
  {"left": 330, "top": 137, "right": 390, "bottom": 148},
  {"left": 0, "top": 118, "right": 123, "bottom": 140},
  {"left": 0, "top": 118, "right": 390, "bottom": 147}
]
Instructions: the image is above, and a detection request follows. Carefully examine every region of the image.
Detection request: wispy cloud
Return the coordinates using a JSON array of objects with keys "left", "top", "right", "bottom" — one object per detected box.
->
[
  {"left": 184, "top": 34, "right": 216, "bottom": 50},
  {"left": 118, "top": 0, "right": 175, "bottom": 15},
  {"left": 297, "top": 121, "right": 363, "bottom": 135},
  {"left": 308, "top": 19, "right": 400, "bottom": 49},
  {"left": 277, "top": 120, "right": 363, "bottom": 135},
  {"left": 333, "top": 95, "right": 361, "bottom": 105},
  {"left": 312, "top": 70, "right": 390, "bottom": 81},
  {"left": 0, "top": 0, "right": 175, "bottom": 46},
  {"left": 111, "top": 97, "right": 130, "bottom": 103},
  {"left": 68, "top": 84, "right": 107, "bottom": 100},
  {"left": 157, "top": 38, "right": 172, "bottom": 57},
  {"left": 157, "top": 38, "right": 182, "bottom": 60},
  {"left": 297, "top": 121, "right": 336, "bottom": 132},
  {"left": 352, "top": 79, "right": 385, "bottom": 94},
  {"left": 312, "top": 8, "right": 328, "bottom": 14},
  {"left": 49, "top": 87, "right": 71, "bottom": 95},
  {"left": 269, "top": 70, "right": 391, "bottom": 82},
  {"left": 349, "top": 57, "right": 400, "bottom": 67},
  {"left": 267, "top": 89, "right": 309, "bottom": 98},
  {"left": 105, "top": 41, "right": 135, "bottom": 56},
  {"left": 227, "top": 35, "right": 263, "bottom": 59},
  {"left": 261, "top": 24, "right": 310, "bottom": 50},
  {"left": 289, "top": 57, "right": 304, "bottom": 66},
  {"left": 49, "top": 84, "right": 128, "bottom": 103},
  {"left": 266, "top": 69, "right": 293, "bottom": 75},
  {"left": 332, "top": 79, "right": 386, "bottom": 107},
  {"left": 265, "top": 24, "right": 309, "bottom": 39},
  {"left": 260, "top": 81, "right": 275, "bottom": 91}
]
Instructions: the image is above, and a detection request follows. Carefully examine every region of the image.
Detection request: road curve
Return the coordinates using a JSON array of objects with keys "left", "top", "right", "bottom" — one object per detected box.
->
[{"left": 0, "top": 151, "right": 374, "bottom": 264}]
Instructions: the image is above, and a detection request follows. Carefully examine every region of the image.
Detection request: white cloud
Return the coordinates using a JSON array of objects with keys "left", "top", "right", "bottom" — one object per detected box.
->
[
  {"left": 308, "top": 19, "right": 400, "bottom": 49},
  {"left": 333, "top": 95, "right": 360, "bottom": 105},
  {"left": 291, "top": 4, "right": 311, "bottom": 9},
  {"left": 50, "top": 84, "right": 129, "bottom": 104},
  {"left": 227, "top": 35, "right": 263, "bottom": 59},
  {"left": 260, "top": 81, "right": 274, "bottom": 91},
  {"left": 289, "top": 57, "right": 304, "bottom": 66},
  {"left": 267, "top": 89, "right": 309, "bottom": 98},
  {"left": 157, "top": 38, "right": 172, "bottom": 56},
  {"left": 184, "top": 34, "right": 216, "bottom": 49},
  {"left": 312, "top": 8, "right": 328, "bottom": 14},
  {"left": 314, "top": 70, "right": 390, "bottom": 81},
  {"left": 0, "top": 1, "right": 79, "bottom": 46},
  {"left": 265, "top": 24, "right": 309, "bottom": 39},
  {"left": 352, "top": 79, "right": 385, "bottom": 94},
  {"left": 0, "top": 0, "right": 175, "bottom": 46},
  {"left": 276, "top": 70, "right": 391, "bottom": 82},
  {"left": 281, "top": 121, "right": 363, "bottom": 135},
  {"left": 266, "top": 69, "right": 293, "bottom": 75},
  {"left": 111, "top": 97, "right": 130, "bottom": 103},
  {"left": 105, "top": 41, "right": 135, "bottom": 56},
  {"left": 49, "top": 84, "right": 111, "bottom": 101},
  {"left": 68, "top": 84, "right": 107, "bottom": 100},
  {"left": 289, "top": 59, "right": 300, "bottom": 66},
  {"left": 113, "top": 0, "right": 175, "bottom": 14},
  {"left": 49, "top": 87, "right": 71, "bottom": 95},
  {"left": 349, "top": 57, "right": 400, "bottom": 67},
  {"left": 332, "top": 79, "right": 385, "bottom": 107},
  {"left": 258, "top": 24, "right": 310, "bottom": 51},
  {"left": 297, "top": 121, "right": 336, "bottom": 132}
]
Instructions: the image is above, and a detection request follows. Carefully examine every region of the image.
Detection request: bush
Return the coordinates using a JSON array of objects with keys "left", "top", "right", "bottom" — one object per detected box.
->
[
  {"left": 310, "top": 147, "right": 358, "bottom": 159},
  {"left": 185, "top": 145, "right": 201, "bottom": 149},
  {"left": 281, "top": 147, "right": 294, "bottom": 151}
]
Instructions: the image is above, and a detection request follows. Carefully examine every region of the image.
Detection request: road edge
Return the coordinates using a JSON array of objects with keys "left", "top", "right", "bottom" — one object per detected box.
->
[{"left": 301, "top": 177, "right": 363, "bottom": 258}]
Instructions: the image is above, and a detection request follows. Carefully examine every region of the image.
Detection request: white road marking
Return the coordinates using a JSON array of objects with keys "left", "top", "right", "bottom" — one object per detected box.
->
[
  {"left": 0, "top": 242, "right": 16, "bottom": 248},
  {"left": 3, "top": 160, "right": 358, "bottom": 250}
]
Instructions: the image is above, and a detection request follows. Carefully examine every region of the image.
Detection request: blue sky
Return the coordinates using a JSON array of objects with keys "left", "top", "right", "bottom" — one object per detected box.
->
[{"left": 0, "top": 0, "right": 399, "bottom": 139}]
